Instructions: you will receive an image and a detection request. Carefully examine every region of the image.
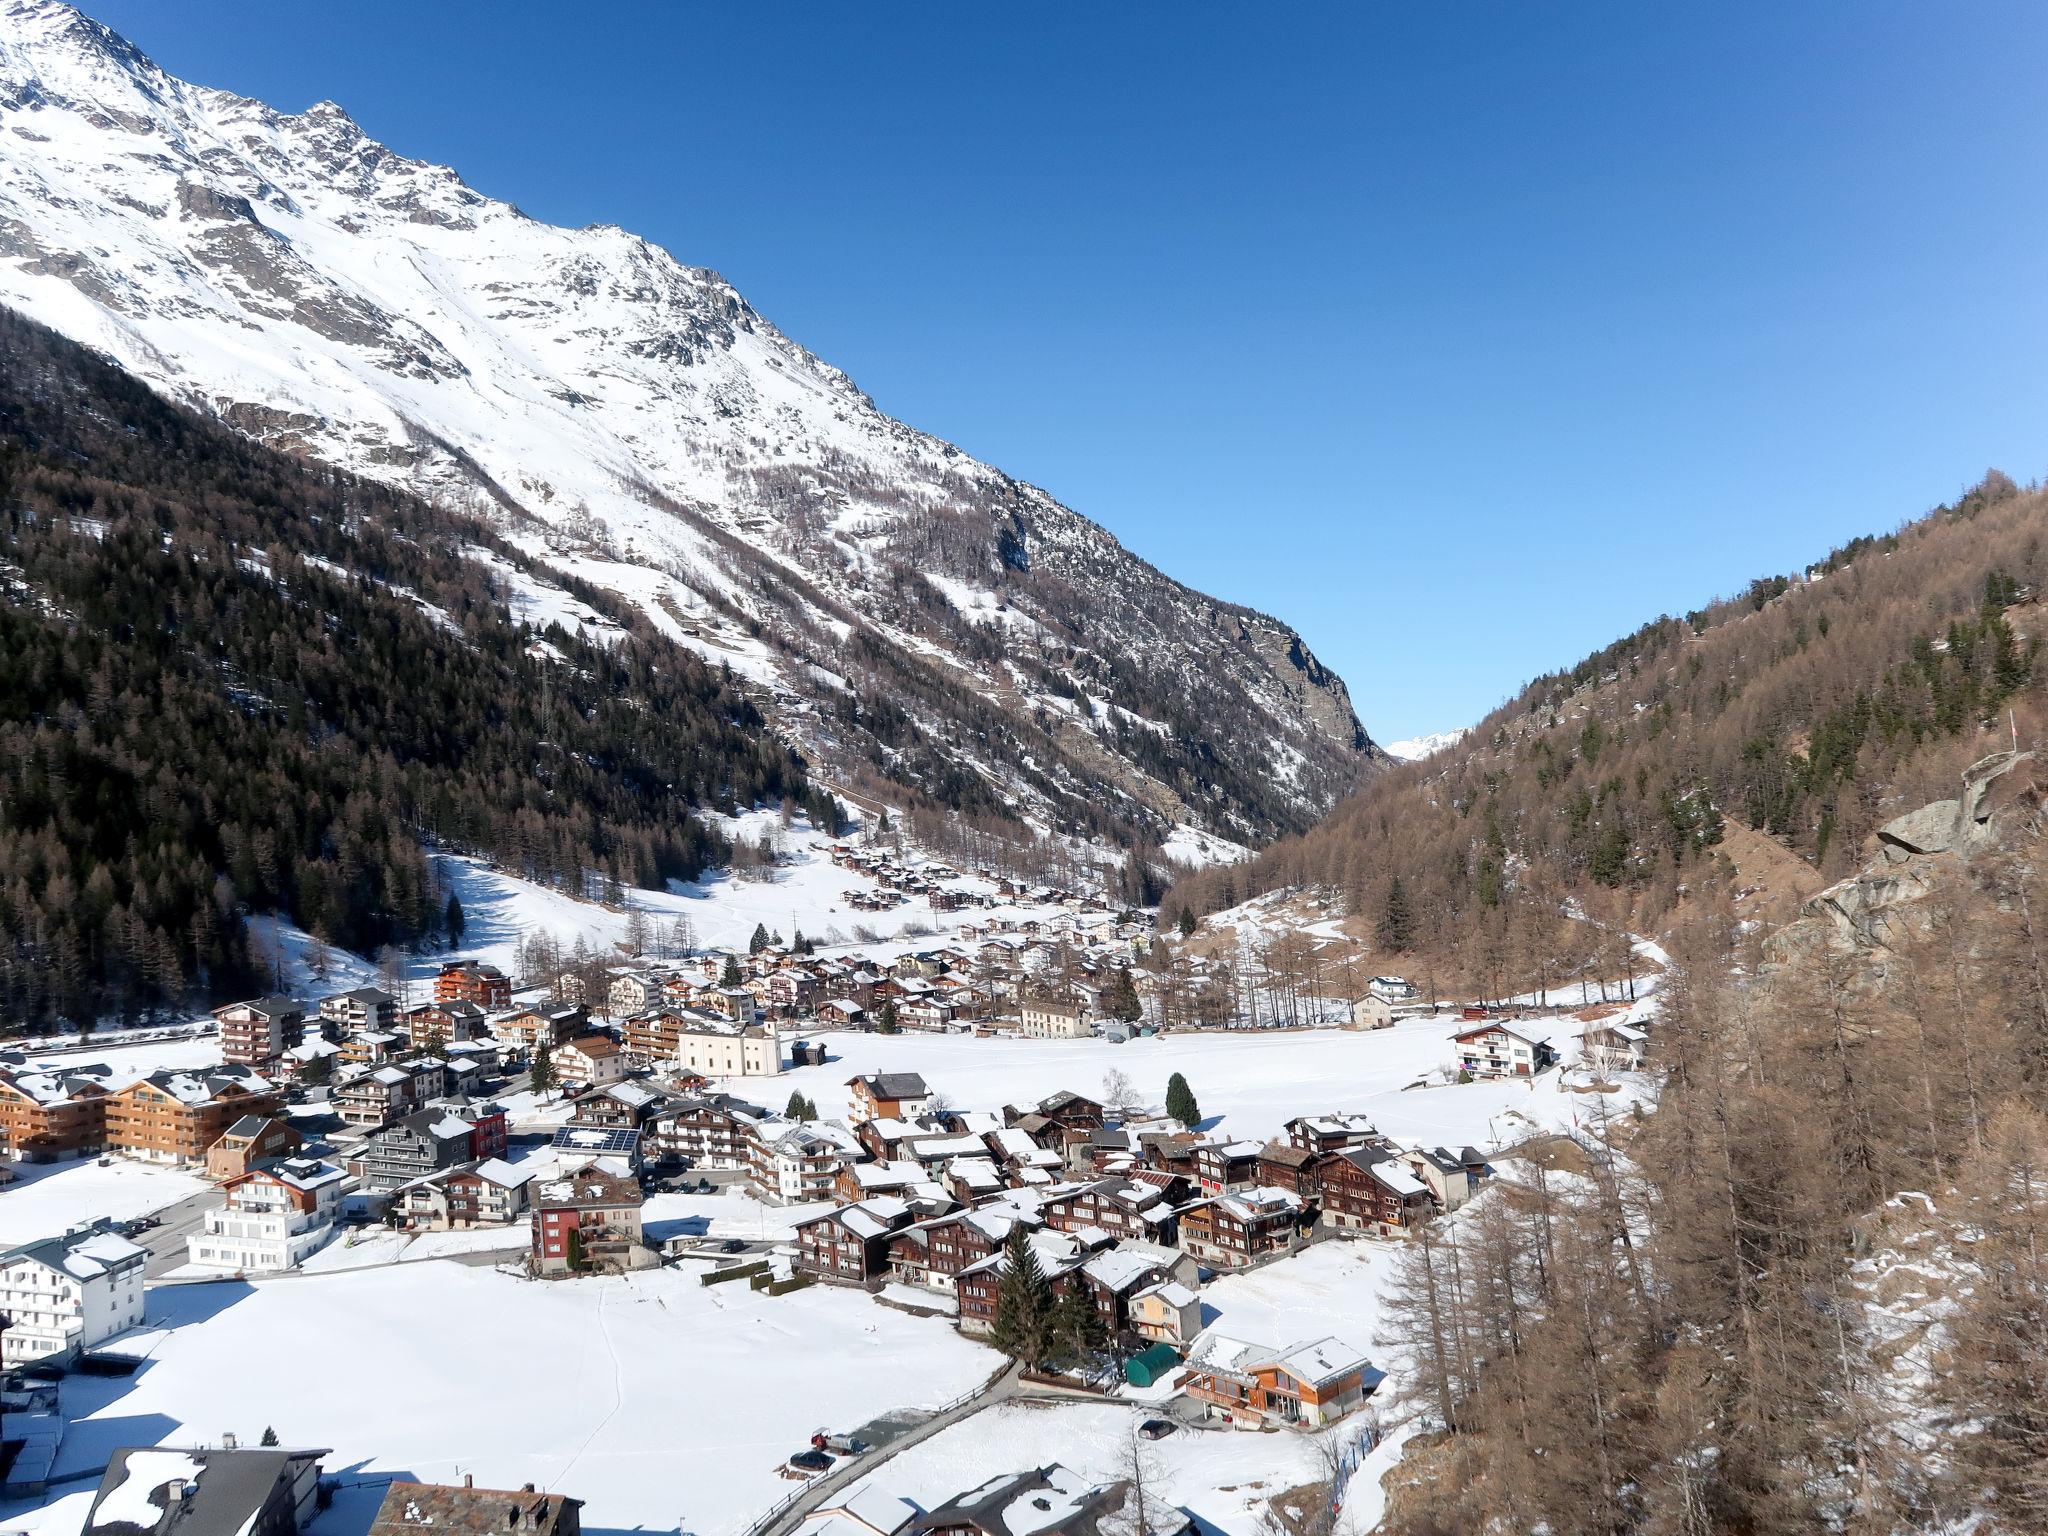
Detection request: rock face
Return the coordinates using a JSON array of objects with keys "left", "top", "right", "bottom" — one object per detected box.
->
[
  {"left": 1767, "top": 751, "right": 2046, "bottom": 968},
  {"left": 0, "top": 0, "right": 1383, "bottom": 849}
]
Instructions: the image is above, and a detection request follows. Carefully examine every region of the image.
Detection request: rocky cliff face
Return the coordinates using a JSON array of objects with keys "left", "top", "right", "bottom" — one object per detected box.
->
[
  {"left": 1765, "top": 750, "right": 2048, "bottom": 966},
  {"left": 0, "top": 0, "right": 1381, "bottom": 852}
]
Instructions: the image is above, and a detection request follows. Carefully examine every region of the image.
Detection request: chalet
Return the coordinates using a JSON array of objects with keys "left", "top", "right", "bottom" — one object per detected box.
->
[
  {"left": 319, "top": 987, "right": 397, "bottom": 1037},
  {"left": 1037, "top": 1178, "right": 1178, "bottom": 1245},
  {"left": 1317, "top": 1147, "right": 1436, "bottom": 1235},
  {"left": 1181, "top": 1331, "right": 1374, "bottom": 1428},
  {"left": 531, "top": 1164, "right": 651, "bottom": 1275},
  {"left": 749, "top": 1120, "right": 864, "bottom": 1203},
  {"left": 204, "top": 1115, "right": 303, "bottom": 1181},
  {"left": 647, "top": 1094, "right": 771, "bottom": 1168},
  {"left": 214, "top": 996, "right": 303, "bottom": 1067},
  {"left": 1451, "top": 1022, "right": 1559, "bottom": 1079},
  {"left": 369, "top": 1480, "right": 582, "bottom": 1536},
  {"left": 0, "top": 1070, "right": 111, "bottom": 1161},
  {"left": 847, "top": 1072, "right": 932, "bottom": 1123},
  {"left": 608, "top": 969, "right": 674, "bottom": 1018},
  {"left": 351, "top": 1109, "right": 480, "bottom": 1193},
  {"left": 1282, "top": 1113, "right": 1378, "bottom": 1156},
  {"left": 396, "top": 1157, "right": 537, "bottom": 1230},
  {"left": 552, "top": 1036, "right": 628, "bottom": 1090},
  {"left": 334, "top": 1059, "right": 447, "bottom": 1129},
  {"left": 1256, "top": 1142, "right": 1325, "bottom": 1199},
  {"left": 1369, "top": 976, "right": 1420, "bottom": 1004},
  {"left": 898, "top": 1198, "right": 1034, "bottom": 1282},
  {"left": 436, "top": 960, "right": 512, "bottom": 1011},
  {"left": 186, "top": 1157, "right": 347, "bottom": 1272},
  {"left": 86, "top": 1444, "right": 328, "bottom": 1536},
  {"left": 955, "top": 1230, "right": 1085, "bottom": 1335},
  {"left": 794, "top": 1196, "right": 916, "bottom": 1282},
  {"left": 1193, "top": 1140, "right": 1265, "bottom": 1194},
  {"left": 1176, "top": 1187, "right": 1305, "bottom": 1268},
  {"left": 1581, "top": 1021, "right": 1649, "bottom": 1073},
  {"left": 336, "top": 1030, "right": 404, "bottom": 1072},
  {"left": 492, "top": 1003, "right": 587, "bottom": 1057},
  {"left": 1128, "top": 1279, "right": 1201, "bottom": 1345},
  {"left": 568, "top": 1082, "right": 671, "bottom": 1132},
  {"left": 104, "top": 1069, "right": 285, "bottom": 1165},
  {"left": 1401, "top": 1146, "right": 1485, "bottom": 1211},
  {"left": 404, "top": 1001, "right": 487, "bottom": 1052},
  {"left": 912, "top": 1465, "right": 1130, "bottom": 1536},
  {"left": 1029, "top": 1090, "right": 1105, "bottom": 1134}
]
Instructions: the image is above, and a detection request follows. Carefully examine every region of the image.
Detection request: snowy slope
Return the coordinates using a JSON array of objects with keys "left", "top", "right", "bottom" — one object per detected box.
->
[
  {"left": 1383, "top": 728, "right": 1469, "bottom": 762},
  {"left": 0, "top": 0, "right": 1380, "bottom": 845}
]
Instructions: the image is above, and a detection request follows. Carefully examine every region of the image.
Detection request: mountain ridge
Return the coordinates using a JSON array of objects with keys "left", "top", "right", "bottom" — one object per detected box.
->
[{"left": 0, "top": 0, "right": 1380, "bottom": 857}]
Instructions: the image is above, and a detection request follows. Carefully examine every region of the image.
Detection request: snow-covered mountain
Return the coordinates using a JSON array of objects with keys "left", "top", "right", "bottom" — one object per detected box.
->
[
  {"left": 0, "top": 0, "right": 1380, "bottom": 850},
  {"left": 1385, "top": 728, "right": 1469, "bottom": 762}
]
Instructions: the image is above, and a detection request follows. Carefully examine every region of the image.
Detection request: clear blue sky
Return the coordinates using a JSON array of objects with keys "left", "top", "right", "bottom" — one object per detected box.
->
[{"left": 85, "top": 1, "right": 2048, "bottom": 742}]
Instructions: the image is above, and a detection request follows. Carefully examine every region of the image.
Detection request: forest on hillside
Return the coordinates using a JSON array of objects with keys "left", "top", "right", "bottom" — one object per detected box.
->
[
  {"left": 1373, "top": 835, "right": 2048, "bottom": 1535},
  {"left": 1168, "top": 473, "right": 2047, "bottom": 979},
  {"left": 0, "top": 308, "right": 838, "bottom": 1029}
]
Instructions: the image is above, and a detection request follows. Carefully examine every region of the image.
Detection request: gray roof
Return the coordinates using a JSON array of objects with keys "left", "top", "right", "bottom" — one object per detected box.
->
[{"left": 87, "top": 1446, "right": 327, "bottom": 1536}]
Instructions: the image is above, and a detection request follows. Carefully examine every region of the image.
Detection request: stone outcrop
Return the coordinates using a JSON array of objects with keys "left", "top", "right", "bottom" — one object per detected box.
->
[{"left": 1766, "top": 751, "right": 2045, "bottom": 971}]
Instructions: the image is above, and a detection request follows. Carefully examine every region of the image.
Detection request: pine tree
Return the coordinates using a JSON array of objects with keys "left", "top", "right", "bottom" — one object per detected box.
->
[
  {"left": 1177, "top": 907, "right": 1197, "bottom": 939},
  {"left": 988, "top": 1229, "right": 1054, "bottom": 1368},
  {"left": 720, "top": 954, "right": 743, "bottom": 987},
  {"left": 1377, "top": 875, "right": 1415, "bottom": 952},
  {"left": 564, "top": 1224, "right": 585, "bottom": 1273},
  {"left": 259, "top": 1426, "right": 279, "bottom": 1447},
  {"left": 1051, "top": 1279, "right": 1108, "bottom": 1363},
  {"left": 785, "top": 1090, "right": 816, "bottom": 1121},
  {"left": 749, "top": 923, "right": 770, "bottom": 955},
  {"left": 530, "top": 1041, "right": 556, "bottom": 1094},
  {"left": 1165, "top": 1072, "right": 1200, "bottom": 1129},
  {"left": 445, "top": 894, "right": 465, "bottom": 948},
  {"left": 1104, "top": 968, "right": 1142, "bottom": 1024},
  {"left": 875, "top": 1000, "right": 900, "bottom": 1035}
]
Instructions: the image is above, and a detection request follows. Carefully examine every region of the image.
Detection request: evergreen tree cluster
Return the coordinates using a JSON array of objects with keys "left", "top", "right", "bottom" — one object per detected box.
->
[{"left": 0, "top": 307, "right": 812, "bottom": 1027}]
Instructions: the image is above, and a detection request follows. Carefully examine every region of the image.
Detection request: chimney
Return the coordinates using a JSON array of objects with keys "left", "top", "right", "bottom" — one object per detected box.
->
[
  {"left": 223, "top": 1432, "right": 238, "bottom": 1451},
  {"left": 465, "top": 1474, "right": 474, "bottom": 1490}
]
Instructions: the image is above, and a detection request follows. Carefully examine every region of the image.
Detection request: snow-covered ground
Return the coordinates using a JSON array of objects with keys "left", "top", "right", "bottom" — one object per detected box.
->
[
  {"left": 0, "top": 1157, "right": 210, "bottom": 1245},
  {"left": 11, "top": 1264, "right": 994, "bottom": 1536},
  {"left": 840, "top": 1397, "right": 1366, "bottom": 1536},
  {"left": 744, "top": 1016, "right": 1636, "bottom": 1154}
]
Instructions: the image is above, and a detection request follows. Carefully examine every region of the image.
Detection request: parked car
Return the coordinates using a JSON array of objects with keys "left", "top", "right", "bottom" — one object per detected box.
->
[
  {"left": 720, "top": 1238, "right": 748, "bottom": 1254},
  {"left": 788, "top": 1450, "right": 832, "bottom": 1475},
  {"left": 1138, "top": 1419, "right": 1177, "bottom": 1440}
]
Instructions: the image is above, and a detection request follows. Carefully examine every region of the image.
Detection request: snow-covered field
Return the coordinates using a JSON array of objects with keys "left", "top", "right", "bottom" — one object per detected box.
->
[
  {"left": 0, "top": 1156, "right": 209, "bottom": 1245},
  {"left": 744, "top": 1016, "right": 1636, "bottom": 1154},
  {"left": 12, "top": 1264, "right": 994, "bottom": 1536}
]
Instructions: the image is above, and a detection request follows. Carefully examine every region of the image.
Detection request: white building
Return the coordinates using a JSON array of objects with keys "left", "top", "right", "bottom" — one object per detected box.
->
[
  {"left": 0, "top": 1222, "right": 148, "bottom": 1365},
  {"left": 1018, "top": 996, "right": 1089, "bottom": 1039},
  {"left": 185, "top": 1157, "right": 348, "bottom": 1273},
  {"left": 672, "top": 1018, "right": 782, "bottom": 1078}
]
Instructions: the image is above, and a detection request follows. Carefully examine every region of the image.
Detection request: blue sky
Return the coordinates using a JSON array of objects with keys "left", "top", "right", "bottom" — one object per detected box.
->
[{"left": 86, "top": 2, "right": 2048, "bottom": 742}]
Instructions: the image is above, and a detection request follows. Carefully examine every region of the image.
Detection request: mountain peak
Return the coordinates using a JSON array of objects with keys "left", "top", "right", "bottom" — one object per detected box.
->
[{"left": 0, "top": 0, "right": 1381, "bottom": 847}]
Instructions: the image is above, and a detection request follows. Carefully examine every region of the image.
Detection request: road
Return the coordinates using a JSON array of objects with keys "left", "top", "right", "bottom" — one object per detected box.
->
[
  {"left": 746, "top": 1360, "right": 1024, "bottom": 1536},
  {"left": 133, "top": 1186, "right": 225, "bottom": 1278}
]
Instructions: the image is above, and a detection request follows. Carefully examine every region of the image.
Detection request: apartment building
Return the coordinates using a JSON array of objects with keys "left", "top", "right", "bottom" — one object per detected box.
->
[
  {"left": 103, "top": 1069, "right": 285, "bottom": 1165},
  {"left": 0, "top": 1221, "right": 147, "bottom": 1365},
  {"left": 186, "top": 1158, "right": 348, "bottom": 1273}
]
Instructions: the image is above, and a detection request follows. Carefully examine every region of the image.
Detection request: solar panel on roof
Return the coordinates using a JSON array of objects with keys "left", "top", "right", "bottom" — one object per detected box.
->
[{"left": 550, "top": 1125, "right": 641, "bottom": 1155}]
